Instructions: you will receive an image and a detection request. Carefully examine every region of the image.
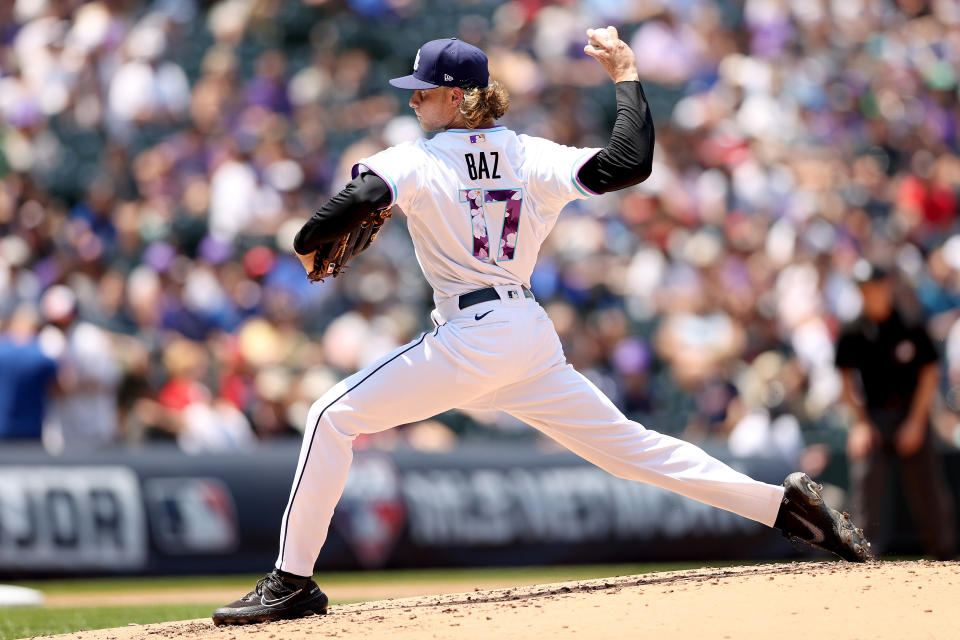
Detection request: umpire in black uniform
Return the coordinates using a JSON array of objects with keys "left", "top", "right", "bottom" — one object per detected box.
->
[{"left": 836, "top": 262, "right": 956, "bottom": 559}]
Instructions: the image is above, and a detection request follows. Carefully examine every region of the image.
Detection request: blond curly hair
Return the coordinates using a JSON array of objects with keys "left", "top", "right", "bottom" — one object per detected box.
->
[{"left": 457, "top": 80, "right": 510, "bottom": 129}]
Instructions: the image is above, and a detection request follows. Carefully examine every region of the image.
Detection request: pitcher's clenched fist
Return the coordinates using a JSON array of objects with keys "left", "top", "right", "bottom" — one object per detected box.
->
[{"left": 584, "top": 26, "right": 639, "bottom": 83}]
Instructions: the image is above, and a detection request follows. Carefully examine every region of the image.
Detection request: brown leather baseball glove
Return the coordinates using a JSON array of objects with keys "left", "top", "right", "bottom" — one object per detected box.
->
[{"left": 306, "top": 206, "right": 393, "bottom": 282}]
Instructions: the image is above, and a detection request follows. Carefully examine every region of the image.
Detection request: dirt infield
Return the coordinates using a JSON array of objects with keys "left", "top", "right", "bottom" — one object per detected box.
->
[{"left": 40, "top": 561, "right": 958, "bottom": 640}]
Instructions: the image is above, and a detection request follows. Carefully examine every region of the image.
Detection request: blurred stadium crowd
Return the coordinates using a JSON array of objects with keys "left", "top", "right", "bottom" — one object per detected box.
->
[{"left": 1, "top": 0, "right": 959, "bottom": 460}]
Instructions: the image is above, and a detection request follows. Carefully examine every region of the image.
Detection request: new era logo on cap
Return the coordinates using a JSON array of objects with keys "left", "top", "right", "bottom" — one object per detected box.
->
[{"left": 389, "top": 38, "right": 489, "bottom": 91}]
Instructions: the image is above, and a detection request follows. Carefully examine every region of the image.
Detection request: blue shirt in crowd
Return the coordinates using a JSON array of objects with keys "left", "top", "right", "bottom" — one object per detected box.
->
[{"left": 0, "top": 337, "right": 58, "bottom": 439}]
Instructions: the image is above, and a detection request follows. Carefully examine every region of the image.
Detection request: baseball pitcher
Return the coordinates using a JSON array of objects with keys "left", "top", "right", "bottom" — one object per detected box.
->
[{"left": 214, "top": 28, "right": 871, "bottom": 626}]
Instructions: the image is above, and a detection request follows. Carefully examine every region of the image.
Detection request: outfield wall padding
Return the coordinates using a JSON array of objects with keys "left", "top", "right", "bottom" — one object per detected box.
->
[{"left": 0, "top": 444, "right": 955, "bottom": 577}]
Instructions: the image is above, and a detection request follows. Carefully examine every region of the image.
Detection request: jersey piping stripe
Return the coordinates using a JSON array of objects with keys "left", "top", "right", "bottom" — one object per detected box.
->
[
  {"left": 572, "top": 148, "right": 602, "bottom": 197},
  {"left": 277, "top": 330, "right": 433, "bottom": 568},
  {"left": 354, "top": 162, "right": 398, "bottom": 207},
  {"left": 445, "top": 126, "right": 507, "bottom": 133}
]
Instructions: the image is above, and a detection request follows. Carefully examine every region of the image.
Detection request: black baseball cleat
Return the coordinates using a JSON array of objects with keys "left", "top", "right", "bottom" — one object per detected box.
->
[
  {"left": 775, "top": 472, "right": 872, "bottom": 562},
  {"left": 212, "top": 569, "right": 328, "bottom": 626}
]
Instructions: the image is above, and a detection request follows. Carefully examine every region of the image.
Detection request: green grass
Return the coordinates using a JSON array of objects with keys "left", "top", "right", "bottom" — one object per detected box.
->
[
  {"left": 0, "top": 561, "right": 758, "bottom": 640},
  {"left": 0, "top": 604, "right": 215, "bottom": 640}
]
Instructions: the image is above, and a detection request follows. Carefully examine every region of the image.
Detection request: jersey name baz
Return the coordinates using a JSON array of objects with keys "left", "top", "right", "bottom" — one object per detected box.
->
[{"left": 464, "top": 151, "right": 501, "bottom": 180}]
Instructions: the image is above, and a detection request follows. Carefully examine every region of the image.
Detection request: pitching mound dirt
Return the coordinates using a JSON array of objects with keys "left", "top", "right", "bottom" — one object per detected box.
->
[{"left": 38, "top": 560, "right": 958, "bottom": 640}]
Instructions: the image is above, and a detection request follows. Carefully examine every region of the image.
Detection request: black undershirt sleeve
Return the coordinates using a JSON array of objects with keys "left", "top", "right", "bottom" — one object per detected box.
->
[
  {"left": 293, "top": 171, "right": 392, "bottom": 254},
  {"left": 576, "top": 80, "right": 655, "bottom": 194}
]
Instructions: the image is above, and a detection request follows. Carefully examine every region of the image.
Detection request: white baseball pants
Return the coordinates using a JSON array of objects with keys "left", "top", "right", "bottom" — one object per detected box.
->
[{"left": 276, "top": 286, "right": 785, "bottom": 576}]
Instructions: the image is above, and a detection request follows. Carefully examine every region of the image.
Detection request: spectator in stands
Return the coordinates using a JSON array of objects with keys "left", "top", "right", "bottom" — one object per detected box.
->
[
  {"left": 106, "top": 12, "right": 190, "bottom": 141},
  {"left": 836, "top": 262, "right": 956, "bottom": 559},
  {"left": 40, "top": 284, "right": 122, "bottom": 453},
  {"left": 0, "top": 303, "right": 59, "bottom": 441},
  {"left": 148, "top": 337, "right": 256, "bottom": 453}
]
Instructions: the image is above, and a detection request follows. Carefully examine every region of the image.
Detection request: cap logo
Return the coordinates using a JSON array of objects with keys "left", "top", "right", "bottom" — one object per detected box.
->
[
  {"left": 444, "top": 73, "right": 454, "bottom": 81},
  {"left": 413, "top": 49, "right": 420, "bottom": 71}
]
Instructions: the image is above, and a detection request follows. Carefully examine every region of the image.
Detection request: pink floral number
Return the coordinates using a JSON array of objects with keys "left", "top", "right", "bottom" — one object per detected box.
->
[
  {"left": 459, "top": 189, "right": 490, "bottom": 260},
  {"left": 459, "top": 188, "right": 523, "bottom": 262}
]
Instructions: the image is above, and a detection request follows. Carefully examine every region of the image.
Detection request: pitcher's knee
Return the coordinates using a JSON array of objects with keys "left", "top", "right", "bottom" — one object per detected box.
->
[
  {"left": 326, "top": 401, "right": 369, "bottom": 438},
  {"left": 305, "top": 379, "right": 397, "bottom": 438},
  {"left": 314, "top": 392, "right": 387, "bottom": 439},
  {"left": 303, "top": 392, "right": 353, "bottom": 439}
]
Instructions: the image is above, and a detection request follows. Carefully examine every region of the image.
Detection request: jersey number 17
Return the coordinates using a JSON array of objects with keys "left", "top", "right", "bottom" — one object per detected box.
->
[{"left": 459, "top": 188, "right": 523, "bottom": 262}]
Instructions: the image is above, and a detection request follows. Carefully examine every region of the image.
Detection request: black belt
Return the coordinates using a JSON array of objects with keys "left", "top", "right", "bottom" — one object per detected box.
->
[{"left": 458, "top": 286, "right": 534, "bottom": 309}]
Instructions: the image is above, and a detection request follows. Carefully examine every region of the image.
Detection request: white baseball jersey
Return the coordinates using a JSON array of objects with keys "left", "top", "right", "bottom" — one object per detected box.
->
[
  {"left": 276, "top": 124, "right": 787, "bottom": 577},
  {"left": 354, "top": 126, "right": 600, "bottom": 301}
]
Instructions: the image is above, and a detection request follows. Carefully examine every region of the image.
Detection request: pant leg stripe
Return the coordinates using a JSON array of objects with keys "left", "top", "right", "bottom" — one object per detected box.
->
[{"left": 278, "top": 331, "right": 431, "bottom": 569}]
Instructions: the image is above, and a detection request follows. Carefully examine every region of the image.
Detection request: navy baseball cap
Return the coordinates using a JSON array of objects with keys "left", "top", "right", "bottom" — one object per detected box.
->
[{"left": 389, "top": 38, "right": 489, "bottom": 90}]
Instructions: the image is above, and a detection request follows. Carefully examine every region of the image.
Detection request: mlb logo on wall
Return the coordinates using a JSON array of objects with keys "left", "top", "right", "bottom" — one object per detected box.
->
[
  {"left": 145, "top": 478, "right": 239, "bottom": 554},
  {"left": 469, "top": 133, "right": 486, "bottom": 144},
  {"left": 332, "top": 454, "right": 405, "bottom": 568}
]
